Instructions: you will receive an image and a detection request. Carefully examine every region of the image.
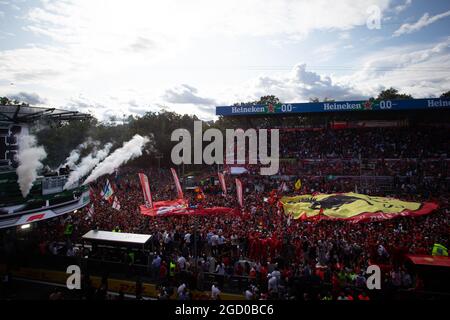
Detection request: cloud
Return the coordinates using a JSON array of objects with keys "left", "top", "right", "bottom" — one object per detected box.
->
[
  {"left": 0, "top": 30, "right": 14, "bottom": 39},
  {"left": 8, "top": 92, "right": 47, "bottom": 105},
  {"left": 230, "top": 37, "right": 450, "bottom": 104},
  {"left": 338, "top": 37, "right": 450, "bottom": 97},
  {"left": 394, "top": 10, "right": 450, "bottom": 37},
  {"left": 162, "top": 84, "right": 216, "bottom": 105},
  {"left": 128, "top": 36, "right": 157, "bottom": 52},
  {"left": 242, "top": 64, "right": 363, "bottom": 103},
  {"left": 393, "top": 0, "right": 412, "bottom": 14},
  {"left": 23, "top": 0, "right": 391, "bottom": 44},
  {"left": 0, "top": 46, "right": 71, "bottom": 83},
  {"left": 127, "top": 100, "right": 151, "bottom": 115}
]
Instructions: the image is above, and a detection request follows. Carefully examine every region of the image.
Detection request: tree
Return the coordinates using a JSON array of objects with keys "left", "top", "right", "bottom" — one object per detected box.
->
[
  {"left": 376, "top": 87, "right": 413, "bottom": 100},
  {"left": 257, "top": 95, "right": 280, "bottom": 105},
  {"left": 0, "top": 97, "right": 12, "bottom": 105},
  {"left": 440, "top": 91, "right": 450, "bottom": 98},
  {"left": 309, "top": 97, "right": 334, "bottom": 102},
  {"left": 0, "top": 96, "right": 29, "bottom": 106}
]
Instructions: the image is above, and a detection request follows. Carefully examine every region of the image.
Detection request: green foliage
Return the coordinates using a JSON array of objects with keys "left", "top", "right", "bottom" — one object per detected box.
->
[
  {"left": 440, "top": 91, "right": 450, "bottom": 98},
  {"left": 376, "top": 87, "right": 413, "bottom": 100}
]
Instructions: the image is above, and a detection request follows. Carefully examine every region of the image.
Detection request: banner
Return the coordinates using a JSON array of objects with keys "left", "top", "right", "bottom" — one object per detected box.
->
[
  {"left": 236, "top": 178, "right": 243, "bottom": 207},
  {"left": 218, "top": 172, "right": 227, "bottom": 195},
  {"left": 140, "top": 199, "right": 237, "bottom": 217},
  {"left": 171, "top": 168, "right": 184, "bottom": 199},
  {"left": 138, "top": 173, "right": 153, "bottom": 208},
  {"left": 280, "top": 192, "right": 438, "bottom": 223},
  {"left": 140, "top": 198, "right": 187, "bottom": 216},
  {"left": 216, "top": 98, "right": 450, "bottom": 116}
]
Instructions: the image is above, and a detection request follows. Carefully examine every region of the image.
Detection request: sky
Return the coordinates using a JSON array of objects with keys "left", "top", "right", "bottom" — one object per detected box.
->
[{"left": 0, "top": 0, "right": 449, "bottom": 121}]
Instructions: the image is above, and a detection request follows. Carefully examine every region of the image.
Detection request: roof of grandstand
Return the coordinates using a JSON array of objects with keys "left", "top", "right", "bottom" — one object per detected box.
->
[{"left": 0, "top": 104, "right": 92, "bottom": 123}]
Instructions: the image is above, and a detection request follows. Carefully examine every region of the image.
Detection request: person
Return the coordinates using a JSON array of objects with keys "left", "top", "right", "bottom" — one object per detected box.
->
[
  {"left": 337, "top": 292, "right": 348, "bottom": 300},
  {"left": 159, "top": 261, "right": 168, "bottom": 284},
  {"left": 267, "top": 273, "right": 278, "bottom": 294},
  {"left": 177, "top": 283, "right": 187, "bottom": 299},
  {"left": 157, "top": 286, "right": 169, "bottom": 300},
  {"left": 244, "top": 286, "right": 254, "bottom": 300},
  {"left": 358, "top": 291, "right": 370, "bottom": 300},
  {"left": 215, "top": 262, "right": 225, "bottom": 288},
  {"left": 184, "top": 232, "right": 191, "bottom": 246},
  {"left": 177, "top": 255, "right": 187, "bottom": 271},
  {"left": 151, "top": 254, "right": 161, "bottom": 280},
  {"left": 211, "top": 283, "right": 221, "bottom": 300},
  {"left": 169, "top": 260, "right": 176, "bottom": 284},
  {"left": 66, "top": 245, "right": 75, "bottom": 257},
  {"left": 321, "top": 291, "right": 332, "bottom": 300}
]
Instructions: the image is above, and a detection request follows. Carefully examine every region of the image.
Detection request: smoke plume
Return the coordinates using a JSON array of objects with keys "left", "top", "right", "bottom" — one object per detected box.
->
[
  {"left": 83, "top": 134, "right": 149, "bottom": 185},
  {"left": 16, "top": 129, "right": 47, "bottom": 197},
  {"left": 59, "top": 138, "right": 99, "bottom": 169},
  {"left": 64, "top": 142, "right": 113, "bottom": 189}
]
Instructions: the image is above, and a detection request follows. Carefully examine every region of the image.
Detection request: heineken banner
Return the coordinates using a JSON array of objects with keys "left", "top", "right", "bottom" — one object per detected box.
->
[
  {"left": 216, "top": 98, "right": 450, "bottom": 116},
  {"left": 280, "top": 192, "right": 438, "bottom": 223}
]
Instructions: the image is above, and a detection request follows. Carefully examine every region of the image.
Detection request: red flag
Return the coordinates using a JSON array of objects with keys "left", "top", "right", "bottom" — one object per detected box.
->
[
  {"left": 218, "top": 172, "right": 227, "bottom": 195},
  {"left": 235, "top": 178, "right": 243, "bottom": 208},
  {"left": 140, "top": 200, "right": 237, "bottom": 217},
  {"left": 171, "top": 168, "right": 184, "bottom": 199},
  {"left": 138, "top": 173, "right": 153, "bottom": 208},
  {"left": 140, "top": 198, "right": 188, "bottom": 216}
]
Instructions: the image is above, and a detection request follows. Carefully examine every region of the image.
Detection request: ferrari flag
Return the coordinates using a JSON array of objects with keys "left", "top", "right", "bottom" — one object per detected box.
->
[{"left": 280, "top": 192, "right": 438, "bottom": 223}]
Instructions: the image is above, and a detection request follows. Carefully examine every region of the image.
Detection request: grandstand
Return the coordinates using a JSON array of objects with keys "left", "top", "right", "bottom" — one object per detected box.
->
[{"left": 0, "top": 105, "right": 92, "bottom": 229}]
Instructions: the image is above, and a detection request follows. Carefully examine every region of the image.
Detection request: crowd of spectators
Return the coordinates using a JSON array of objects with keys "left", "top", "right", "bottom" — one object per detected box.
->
[{"left": 2, "top": 125, "right": 449, "bottom": 300}]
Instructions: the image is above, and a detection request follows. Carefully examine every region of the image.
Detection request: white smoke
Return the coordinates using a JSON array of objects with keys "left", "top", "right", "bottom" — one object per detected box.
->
[
  {"left": 64, "top": 142, "right": 113, "bottom": 189},
  {"left": 16, "top": 129, "right": 47, "bottom": 198},
  {"left": 83, "top": 134, "right": 149, "bottom": 185},
  {"left": 59, "top": 138, "right": 99, "bottom": 169}
]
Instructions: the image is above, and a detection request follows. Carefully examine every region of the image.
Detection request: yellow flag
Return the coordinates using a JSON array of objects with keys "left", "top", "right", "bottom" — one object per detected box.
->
[{"left": 294, "top": 179, "right": 302, "bottom": 190}]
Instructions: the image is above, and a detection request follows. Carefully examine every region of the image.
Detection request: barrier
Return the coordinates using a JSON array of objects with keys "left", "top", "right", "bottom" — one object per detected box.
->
[{"left": 1, "top": 264, "right": 244, "bottom": 300}]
